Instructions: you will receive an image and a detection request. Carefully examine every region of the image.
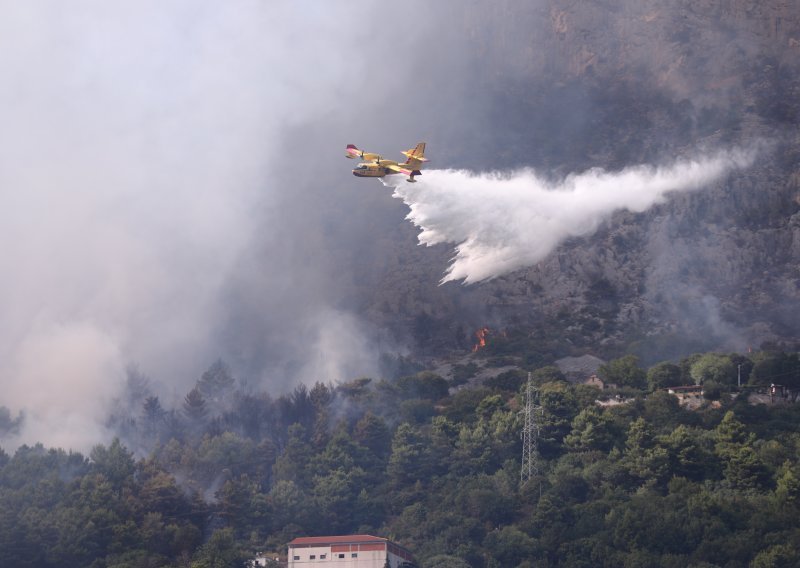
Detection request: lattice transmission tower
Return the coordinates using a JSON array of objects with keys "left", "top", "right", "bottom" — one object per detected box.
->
[{"left": 520, "top": 371, "right": 542, "bottom": 485}]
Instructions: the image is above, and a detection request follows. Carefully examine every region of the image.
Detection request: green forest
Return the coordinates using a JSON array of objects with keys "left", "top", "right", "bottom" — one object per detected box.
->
[{"left": 2, "top": 346, "right": 800, "bottom": 568}]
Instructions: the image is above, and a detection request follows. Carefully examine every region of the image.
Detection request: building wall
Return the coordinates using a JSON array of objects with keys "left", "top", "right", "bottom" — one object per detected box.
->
[{"left": 289, "top": 544, "right": 409, "bottom": 568}]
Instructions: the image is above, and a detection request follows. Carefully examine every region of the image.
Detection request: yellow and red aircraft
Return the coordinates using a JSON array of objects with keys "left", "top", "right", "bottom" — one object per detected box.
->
[{"left": 346, "top": 142, "right": 428, "bottom": 183}]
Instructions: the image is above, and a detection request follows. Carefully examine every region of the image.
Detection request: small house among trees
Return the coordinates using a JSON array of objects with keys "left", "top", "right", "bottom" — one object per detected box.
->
[
  {"left": 585, "top": 374, "right": 605, "bottom": 389},
  {"left": 287, "top": 535, "right": 416, "bottom": 568},
  {"left": 667, "top": 385, "right": 705, "bottom": 407}
]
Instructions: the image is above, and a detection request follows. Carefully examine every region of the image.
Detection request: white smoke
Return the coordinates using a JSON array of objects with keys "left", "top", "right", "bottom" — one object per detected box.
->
[
  {"left": 9, "top": 321, "right": 123, "bottom": 449},
  {"left": 386, "top": 148, "right": 757, "bottom": 283},
  {"left": 0, "top": 1, "right": 424, "bottom": 450}
]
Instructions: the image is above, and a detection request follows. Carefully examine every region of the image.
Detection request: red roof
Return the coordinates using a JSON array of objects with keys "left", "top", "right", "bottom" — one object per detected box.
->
[{"left": 289, "top": 535, "right": 387, "bottom": 546}]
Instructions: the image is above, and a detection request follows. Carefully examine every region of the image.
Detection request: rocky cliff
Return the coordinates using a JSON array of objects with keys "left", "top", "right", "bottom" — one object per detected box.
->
[{"left": 355, "top": 0, "right": 800, "bottom": 364}]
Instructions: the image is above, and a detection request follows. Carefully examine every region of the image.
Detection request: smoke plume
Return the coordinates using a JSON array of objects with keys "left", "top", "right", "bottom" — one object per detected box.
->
[
  {"left": 386, "top": 148, "right": 757, "bottom": 283},
  {"left": 0, "top": 1, "right": 454, "bottom": 450}
]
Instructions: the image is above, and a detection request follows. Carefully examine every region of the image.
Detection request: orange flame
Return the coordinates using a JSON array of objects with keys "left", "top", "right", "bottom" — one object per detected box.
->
[{"left": 472, "top": 327, "right": 490, "bottom": 352}]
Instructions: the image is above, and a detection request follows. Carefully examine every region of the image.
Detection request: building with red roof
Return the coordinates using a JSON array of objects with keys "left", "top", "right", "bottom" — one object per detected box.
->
[{"left": 287, "top": 535, "right": 416, "bottom": 568}]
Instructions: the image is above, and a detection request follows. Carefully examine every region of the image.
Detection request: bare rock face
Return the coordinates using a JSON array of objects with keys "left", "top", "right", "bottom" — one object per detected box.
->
[
  {"left": 555, "top": 354, "right": 605, "bottom": 383},
  {"left": 465, "top": 0, "right": 800, "bottom": 100},
  {"left": 357, "top": 0, "right": 800, "bottom": 362}
]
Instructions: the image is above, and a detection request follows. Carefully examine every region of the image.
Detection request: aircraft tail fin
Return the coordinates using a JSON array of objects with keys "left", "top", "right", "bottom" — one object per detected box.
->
[{"left": 402, "top": 142, "right": 428, "bottom": 166}]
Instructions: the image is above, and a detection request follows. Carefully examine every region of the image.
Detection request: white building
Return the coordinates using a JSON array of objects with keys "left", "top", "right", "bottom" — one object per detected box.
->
[{"left": 287, "top": 535, "right": 416, "bottom": 568}]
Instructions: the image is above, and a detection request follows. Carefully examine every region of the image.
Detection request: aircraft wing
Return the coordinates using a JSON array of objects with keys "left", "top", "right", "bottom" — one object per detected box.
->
[
  {"left": 386, "top": 164, "right": 413, "bottom": 176},
  {"left": 345, "top": 144, "right": 362, "bottom": 159},
  {"left": 387, "top": 164, "right": 422, "bottom": 181},
  {"left": 345, "top": 144, "right": 381, "bottom": 161}
]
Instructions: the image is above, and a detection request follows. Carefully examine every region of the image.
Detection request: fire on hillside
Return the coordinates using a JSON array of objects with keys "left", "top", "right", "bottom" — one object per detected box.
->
[{"left": 472, "top": 327, "right": 490, "bottom": 352}]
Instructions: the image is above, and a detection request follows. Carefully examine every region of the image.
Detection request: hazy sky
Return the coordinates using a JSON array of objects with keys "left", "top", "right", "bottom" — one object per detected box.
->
[{"left": 0, "top": 1, "right": 470, "bottom": 448}]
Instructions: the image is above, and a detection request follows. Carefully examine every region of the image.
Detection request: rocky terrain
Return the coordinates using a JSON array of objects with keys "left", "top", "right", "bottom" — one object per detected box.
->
[{"left": 354, "top": 0, "right": 800, "bottom": 364}]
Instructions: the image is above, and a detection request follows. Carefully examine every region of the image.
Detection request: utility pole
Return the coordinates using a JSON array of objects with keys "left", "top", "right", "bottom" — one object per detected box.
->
[{"left": 520, "top": 372, "right": 541, "bottom": 485}]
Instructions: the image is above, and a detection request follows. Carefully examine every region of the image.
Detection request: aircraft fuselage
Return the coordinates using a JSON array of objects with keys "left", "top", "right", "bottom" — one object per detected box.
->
[{"left": 352, "top": 162, "right": 396, "bottom": 178}]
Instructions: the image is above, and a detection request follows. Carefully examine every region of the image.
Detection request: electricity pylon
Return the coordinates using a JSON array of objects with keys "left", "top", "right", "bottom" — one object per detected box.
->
[{"left": 520, "top": 372, "right": 541, "bottom": 485}]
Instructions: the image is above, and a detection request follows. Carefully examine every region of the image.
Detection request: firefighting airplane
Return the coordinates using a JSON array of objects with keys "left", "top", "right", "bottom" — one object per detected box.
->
[{"left": 345, "top": 142, "right": 428, "bottom": 182}]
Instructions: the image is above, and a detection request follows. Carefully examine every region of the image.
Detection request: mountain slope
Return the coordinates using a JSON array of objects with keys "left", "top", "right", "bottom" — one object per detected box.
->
[{"left": 355, "top": 0, "right": 800, "bottom": 362}]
